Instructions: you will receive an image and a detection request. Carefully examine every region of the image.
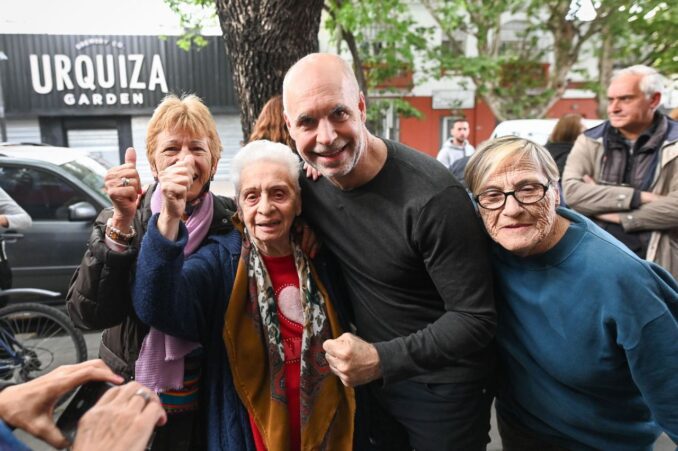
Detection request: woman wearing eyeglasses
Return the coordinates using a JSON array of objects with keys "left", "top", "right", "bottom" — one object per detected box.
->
[{"left": 464, "top": 136, "right": 678, "bottom": 451}]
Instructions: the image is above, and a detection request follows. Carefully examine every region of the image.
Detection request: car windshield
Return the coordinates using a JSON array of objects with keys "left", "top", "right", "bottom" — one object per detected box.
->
[{"left": 59, "top": 157, "right": 111, "bottom": 203}]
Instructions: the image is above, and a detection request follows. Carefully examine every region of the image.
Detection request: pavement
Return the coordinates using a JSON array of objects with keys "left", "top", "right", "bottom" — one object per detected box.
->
[{"left": 12, "top": 321, "right": 675, "bottom": 450}]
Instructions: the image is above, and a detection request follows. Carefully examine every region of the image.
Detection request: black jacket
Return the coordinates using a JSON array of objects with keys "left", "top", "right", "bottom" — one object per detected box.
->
[
  {"left": 66, "top": 184, "right": 236, "bottom": 379},
  {"left": 544, "top": 141, "right": 574, "bottom": 177}
]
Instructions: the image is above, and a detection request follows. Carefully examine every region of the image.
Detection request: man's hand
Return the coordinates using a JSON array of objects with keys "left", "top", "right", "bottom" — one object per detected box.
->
[
  {"left": 0, "top": 359, "right": 123, "bottom": 449},
  {"left": 105, "top": 148, "right": 142, "bottom": 232},
  {"left": 73, "top": 381, "right": 167, "bottom": 451},
  {"left": 640, "top": 191, "right": 662, "bottom": 204},
  {"left": 323, "top": 333, "right": 382, "bottom": 387},
  {"left": 595, "top": 212, "right": 621, "bottom": 224},
  {"left": 582, "top": 174, "right": 596, "bottom": 185}
]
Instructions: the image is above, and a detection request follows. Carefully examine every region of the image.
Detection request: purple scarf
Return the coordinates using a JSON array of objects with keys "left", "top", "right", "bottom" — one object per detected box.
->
[{"left": 135, "top": 185, "right": 214, "bottom": 392}]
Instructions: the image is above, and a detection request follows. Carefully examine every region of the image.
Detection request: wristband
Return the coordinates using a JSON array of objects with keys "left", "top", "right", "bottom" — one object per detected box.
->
[{"left": 105, "top": 218, "right": 136, "bottom": 243}]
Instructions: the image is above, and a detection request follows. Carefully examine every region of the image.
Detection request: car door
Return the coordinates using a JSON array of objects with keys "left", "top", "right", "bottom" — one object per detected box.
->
[{"left": 0, "top": 162, "right": 104, "bottom": 298}]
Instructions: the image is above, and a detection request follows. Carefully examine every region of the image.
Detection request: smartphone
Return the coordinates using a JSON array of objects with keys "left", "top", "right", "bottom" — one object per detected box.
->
[{"left": 56, "top": 380, "right": 115, "bottom": 443}]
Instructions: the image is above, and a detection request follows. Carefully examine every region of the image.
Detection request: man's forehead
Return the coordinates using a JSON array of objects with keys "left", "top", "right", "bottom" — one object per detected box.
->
[
  {"left": 287, "top": 84, "right": 356, "bottom": 118},
  {"left": 608, "top": 74, "right": 641, "bottom": 95}
]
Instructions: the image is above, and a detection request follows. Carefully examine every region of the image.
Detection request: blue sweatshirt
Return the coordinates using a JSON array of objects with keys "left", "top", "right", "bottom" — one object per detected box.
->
[
  {"left": 0, "top": 421, "right": 30, "bottom": 451},
  {"left": 133, "top": 216, "right": 254, "bottom": 451},
  {"left": 492, "top": 207, "right": 678, "bottom": 451}
]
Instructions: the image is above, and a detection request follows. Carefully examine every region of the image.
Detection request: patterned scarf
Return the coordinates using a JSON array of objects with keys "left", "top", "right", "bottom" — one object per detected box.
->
[{"left": 224, "top": 216, "right": 354, "bottom": 450}]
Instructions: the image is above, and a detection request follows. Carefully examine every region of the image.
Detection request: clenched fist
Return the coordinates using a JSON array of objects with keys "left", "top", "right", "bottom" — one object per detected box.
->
[{"left": 323, "top": 333, "right": 382, "bottom": 387}]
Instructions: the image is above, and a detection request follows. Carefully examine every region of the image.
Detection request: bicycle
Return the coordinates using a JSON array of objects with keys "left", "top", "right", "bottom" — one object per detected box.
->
[{"left": 0, "top": 232, "right": 87, "bottom": 387}]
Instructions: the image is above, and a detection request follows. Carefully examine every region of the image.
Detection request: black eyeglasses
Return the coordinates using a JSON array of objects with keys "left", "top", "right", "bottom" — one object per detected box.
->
[{"left": 475, "top": 182, "right": 551, "bottom": 210}]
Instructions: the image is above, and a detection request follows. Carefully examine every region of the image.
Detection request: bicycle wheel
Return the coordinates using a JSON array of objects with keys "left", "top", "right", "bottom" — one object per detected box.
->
[{"left": 0, "top": 303, "right": 87, "bottom": 384}]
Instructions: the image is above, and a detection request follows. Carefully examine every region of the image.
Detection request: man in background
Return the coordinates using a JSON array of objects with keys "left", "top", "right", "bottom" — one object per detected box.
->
[
  {"left": 437, "top": 118, "right": 475, "bottom": 167},
  {"left": 563, "top": 64, "right": 678, "bottom": 278}
]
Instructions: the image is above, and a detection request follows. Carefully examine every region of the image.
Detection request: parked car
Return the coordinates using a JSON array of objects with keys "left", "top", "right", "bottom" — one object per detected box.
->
[
  {"left": 490, "top": 118, "right": 603, "bottom": 145},
  {"left": 0, "top": 143, "right": 111, "bottom": 302}
]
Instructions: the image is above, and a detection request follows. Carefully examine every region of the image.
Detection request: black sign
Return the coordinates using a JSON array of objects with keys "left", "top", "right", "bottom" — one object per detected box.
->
[{"left": 0, "top": 34, "right": 238, "bottom": 117}]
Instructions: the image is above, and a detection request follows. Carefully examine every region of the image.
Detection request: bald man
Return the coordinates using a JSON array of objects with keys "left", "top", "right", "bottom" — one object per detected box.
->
[{"left": 283, "top": 53, "right": 496, "bottom": 451}]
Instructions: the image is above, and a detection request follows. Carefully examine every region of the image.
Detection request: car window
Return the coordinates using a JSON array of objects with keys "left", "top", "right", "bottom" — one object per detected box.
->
[
  {"left": 60, "top": 157, "right": 109, "bottom": 202},
  {"left": 0, "top": 165, "right": 89, "bottom": 220}
]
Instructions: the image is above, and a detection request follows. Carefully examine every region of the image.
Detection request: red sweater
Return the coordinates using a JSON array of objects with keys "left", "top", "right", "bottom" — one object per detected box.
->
[{"left": 250, "top": 254, "right": 302, "bottom": 451}]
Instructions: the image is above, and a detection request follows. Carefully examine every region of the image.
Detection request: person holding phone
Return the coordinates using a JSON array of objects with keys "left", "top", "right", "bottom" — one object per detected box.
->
[{"left": 0, "top": 359, "right": 166, "bottom": 451}]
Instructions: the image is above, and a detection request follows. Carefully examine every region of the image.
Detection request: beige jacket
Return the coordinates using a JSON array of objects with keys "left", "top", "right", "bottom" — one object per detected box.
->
[{"left": 562, "top": 121, "right": 678, "bottom": 279}]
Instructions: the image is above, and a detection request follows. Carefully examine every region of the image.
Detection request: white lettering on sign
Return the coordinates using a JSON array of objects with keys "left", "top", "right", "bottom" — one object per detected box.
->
[
  {"left": 75, "top": 38, "right": 125, "bottom": 50},
  {"left": 128, "top": 55, "right": 146, "bottom": 89},
  {"left": 62, "top": 92, "right": 145, "bottom": 106},
  {"left": 54, "top": 55, "right": 74, "bottom": 91},
  {"left": 96, "top": 55, "right": 115, "bottom": 89},
  {"left": 78, "top": 93, "right": 91, "bottom": 105},
  {"left": 29, "top": 55, "right": 52, "bottom": 94},
  {"left": 118, "top": 55, "right": 128, "bottom": 89},
  {"left": 74, "top": 55, "right": 96, "bottom": 90},
  {"left": 29, "top": 53, "right": 168, "bottom": 107},
  {"left": 148, "top": 55, "right": 168, "bottom": 92}
]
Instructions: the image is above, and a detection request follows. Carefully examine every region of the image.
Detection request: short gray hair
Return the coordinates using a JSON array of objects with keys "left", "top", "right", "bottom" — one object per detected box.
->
[
  {"left": 611, "top": 65, "right": 664, "bottom": 99},
  {"left": 231, "top": 140, "right": 301, "bottom": 196},
  {"left": 465, "top": 136, "right": 559, "bottom": 194}
]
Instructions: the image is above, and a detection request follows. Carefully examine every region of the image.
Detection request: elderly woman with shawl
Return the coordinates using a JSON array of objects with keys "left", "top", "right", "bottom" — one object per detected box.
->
[{"left": 132, "top": 140, "right": 354, "bottom": 451}]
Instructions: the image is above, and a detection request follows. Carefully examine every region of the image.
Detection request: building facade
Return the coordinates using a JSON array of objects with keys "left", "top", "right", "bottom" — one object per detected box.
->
[{"left": 0, "top": 34, "right": 241, "bottom": 183}]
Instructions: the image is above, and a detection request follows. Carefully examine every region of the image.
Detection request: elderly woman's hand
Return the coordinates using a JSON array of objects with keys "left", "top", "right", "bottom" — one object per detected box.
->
[
  {"left": 0, "top": 359, "right": 124, "bottom": 449},
  {"left": 157, "top": 155, "right": 196, "bottom": 240},
  {"left": 303, "top": 162, "right": 322, "bottom": 181},
  {"left": 295, "top": 220, "right": 320, "bottom": 258},
  {"left": 72, "top": 382, "right": 166, "bottom": 451},
  {"left": 104, "top": 148, "right": 142, "bottom": 232}
]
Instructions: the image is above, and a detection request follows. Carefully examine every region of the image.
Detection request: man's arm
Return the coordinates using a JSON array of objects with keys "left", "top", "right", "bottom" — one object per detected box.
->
[
  {"left": 436, "top": 147, "right": 451, "bottom": 166},
  {"left": 618, "top": 188, "right": 678, "bottom": 232},
  {"left": 575, "top": 165, "right": 678, "bottom": 232},
  {"left": 562, "top": 134, "right": 636, "bottom": 215},
  {"left": 324, "top": 186, "right": 496, "bottom": 386},
  {"left": 378, "top": 187, "right": 495, "bottom": 383}
]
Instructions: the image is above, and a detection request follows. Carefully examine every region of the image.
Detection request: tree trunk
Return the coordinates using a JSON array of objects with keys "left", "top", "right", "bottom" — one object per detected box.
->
[
  {"left": 214, "top": 0, "right": 324, "bottom": 140},
  {"left": 340, "top": 28, "right": 370, "bottom": 108},
  {"left": 597, "top": 29, "right": 614, "bottom": 119}
]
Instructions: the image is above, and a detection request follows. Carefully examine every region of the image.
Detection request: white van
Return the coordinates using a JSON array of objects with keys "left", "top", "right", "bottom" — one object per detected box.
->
[{"left": 490, "top": 119, "right": 603, "bottom": 145}]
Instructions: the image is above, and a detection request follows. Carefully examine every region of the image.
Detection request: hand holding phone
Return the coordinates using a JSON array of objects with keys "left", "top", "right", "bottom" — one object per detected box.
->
[
  {"left": 70, "top": 381, "right": 167, "bottom": 451},
  {"left": 0, "top": 360, "right": 123, "bottom": 449},
  {"left": 56, "top": 380, "right": 116, "bottom": 443}
]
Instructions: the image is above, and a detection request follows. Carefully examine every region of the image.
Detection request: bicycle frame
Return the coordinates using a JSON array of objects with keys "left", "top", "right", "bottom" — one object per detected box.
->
[{"left": 0, "top": 317, "right": 32, "bottom": 384}]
